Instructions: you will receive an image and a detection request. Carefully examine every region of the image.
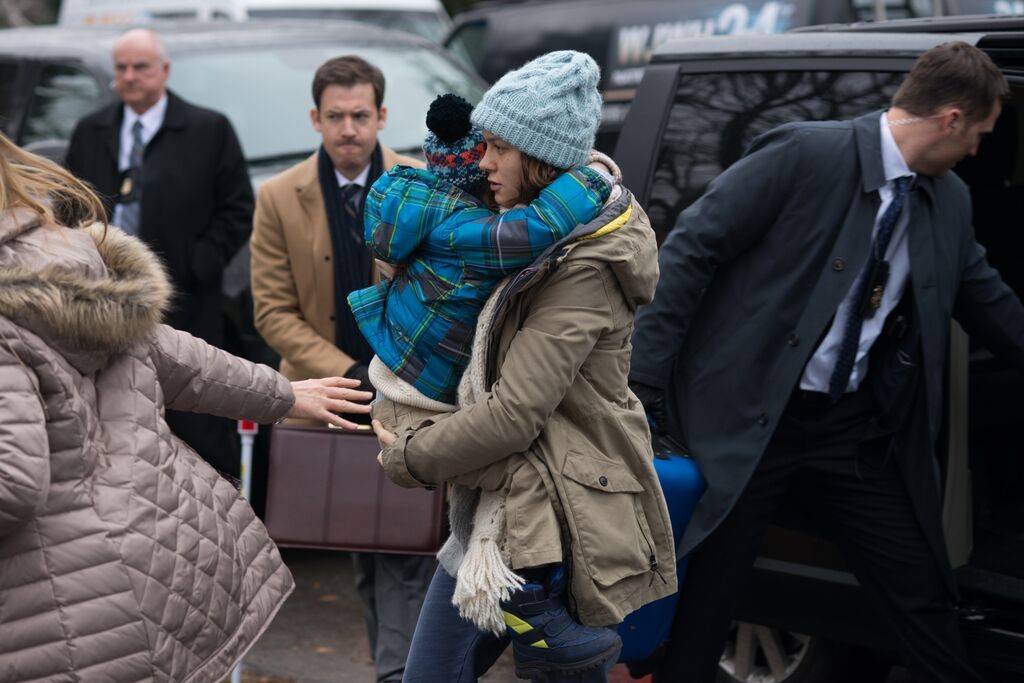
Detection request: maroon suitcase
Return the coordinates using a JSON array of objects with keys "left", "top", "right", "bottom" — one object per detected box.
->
[{"left": 264, "top": 424, "right": 446, "bottom": 555}]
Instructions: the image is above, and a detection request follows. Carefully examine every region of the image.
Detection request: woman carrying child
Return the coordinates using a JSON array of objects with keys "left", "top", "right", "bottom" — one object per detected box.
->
[{"left": 362, "top": 51, "right": 676, "bottom": 682}]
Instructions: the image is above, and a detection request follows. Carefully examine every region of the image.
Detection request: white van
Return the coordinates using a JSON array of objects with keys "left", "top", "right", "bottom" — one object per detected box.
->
[{"left": 57, "top": 0, "right": 452, "bottom": 42}]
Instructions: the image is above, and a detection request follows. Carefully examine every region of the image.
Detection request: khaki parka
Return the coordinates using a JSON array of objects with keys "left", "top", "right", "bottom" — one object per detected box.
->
[
  {"left": 381, "top": 190, "right": 676, "bottom": 626},
  {"left": 0, "top": 210, "right": 295, "bottom": 682}
]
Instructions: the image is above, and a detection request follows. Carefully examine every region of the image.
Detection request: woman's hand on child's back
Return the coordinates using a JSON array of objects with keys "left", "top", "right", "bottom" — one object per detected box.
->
[{"left": 375, "top": 259, "right": 404, "bottom": 280}]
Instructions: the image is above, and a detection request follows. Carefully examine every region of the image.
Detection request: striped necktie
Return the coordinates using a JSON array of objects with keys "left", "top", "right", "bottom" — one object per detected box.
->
[{"left": 339, "top": 183, "right": 363, "bottom": 245}]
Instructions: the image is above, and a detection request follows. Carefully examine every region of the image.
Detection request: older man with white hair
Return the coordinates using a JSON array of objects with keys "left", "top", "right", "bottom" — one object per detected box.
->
[{"left": 67, "top": 28, "right": 254, "bottom": 478}]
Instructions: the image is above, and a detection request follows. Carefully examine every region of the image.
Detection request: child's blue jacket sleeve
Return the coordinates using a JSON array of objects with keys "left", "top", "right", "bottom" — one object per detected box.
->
[{"left": 364, "top": 165, "right": 612, "bottom": 272}]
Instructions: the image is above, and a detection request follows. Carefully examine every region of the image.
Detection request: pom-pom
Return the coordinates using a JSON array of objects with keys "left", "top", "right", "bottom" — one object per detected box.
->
[{"left": 426, "top": 94, "right": 474, "bottom": 144}]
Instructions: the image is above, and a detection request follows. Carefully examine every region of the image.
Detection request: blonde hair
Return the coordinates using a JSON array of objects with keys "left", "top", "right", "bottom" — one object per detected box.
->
[{"left": 0, "top": 132, "right": 105, "bottom": 229}]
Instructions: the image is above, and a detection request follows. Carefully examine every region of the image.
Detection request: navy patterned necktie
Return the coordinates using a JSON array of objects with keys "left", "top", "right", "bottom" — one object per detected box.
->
[
  {"left": 119, "top": 120, "right": 145, "bottom": 235},
  {"left": 828, "top": 175, "right": 913, "bottom": 401}
]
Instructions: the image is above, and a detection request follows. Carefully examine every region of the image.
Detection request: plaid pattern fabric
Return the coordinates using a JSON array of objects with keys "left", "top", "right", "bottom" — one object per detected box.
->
[{"left": 348, "top": 165, "right": 611, "bottom": 403}]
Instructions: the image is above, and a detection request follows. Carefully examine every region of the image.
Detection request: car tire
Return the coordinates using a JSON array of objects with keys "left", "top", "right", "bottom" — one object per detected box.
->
[{"left": 716, "top": 621, "right": 891, "bottom": 683}]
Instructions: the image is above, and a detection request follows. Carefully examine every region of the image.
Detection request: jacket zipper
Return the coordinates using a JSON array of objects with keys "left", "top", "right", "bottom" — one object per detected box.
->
[{"left": 635, "top": 500, "right": 666, "bottom": 587}]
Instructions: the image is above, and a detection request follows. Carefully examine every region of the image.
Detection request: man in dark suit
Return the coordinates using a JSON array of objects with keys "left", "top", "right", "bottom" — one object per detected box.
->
[
  {"left": 66, "top": 28, "right": 253, "bottom": 478},
  {"left": 630, "top": 42, "right": 1023, "bottom": 682}
]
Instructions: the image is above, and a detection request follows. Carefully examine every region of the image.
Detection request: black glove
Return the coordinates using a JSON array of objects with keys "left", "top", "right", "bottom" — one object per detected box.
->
[
  {"left": 629, "top": 380, "right": 666, "bottom": 434},
  {"left": 344, "top": 362, "right": 373, "bottom": 394}
]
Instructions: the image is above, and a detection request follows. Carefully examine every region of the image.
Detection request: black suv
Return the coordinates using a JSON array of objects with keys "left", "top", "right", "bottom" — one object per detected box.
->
[{"left": 615, "top": 16, "right": 1024, "bottom": 683}]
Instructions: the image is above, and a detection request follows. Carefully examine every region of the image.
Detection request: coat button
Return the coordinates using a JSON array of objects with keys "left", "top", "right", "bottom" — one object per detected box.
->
[
  {"left": 832, "top": 258, "right": 845, "bottom": 271},
  {"left": 329, "top": 315, "right": 336, "bottom": 322},
  {"left": 757, "top": 413, "right": 769, "bottom": 426},
  {"left": 788, "top": 333, "right": 800, "bottom": 347},
  {"left": 324, "top": 255, "right": 331, "bottom": 261},
  {"left": 599, "top": 476, "right": 609, "bottom": 487}
]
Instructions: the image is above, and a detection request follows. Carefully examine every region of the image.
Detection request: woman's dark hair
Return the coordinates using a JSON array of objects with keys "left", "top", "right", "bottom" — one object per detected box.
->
[
  {"left": 516, "top": 155, "right": 563, "bottom": 205},
  {"left": 891, "top": 41, "right": 1009, "bottom": 123}
]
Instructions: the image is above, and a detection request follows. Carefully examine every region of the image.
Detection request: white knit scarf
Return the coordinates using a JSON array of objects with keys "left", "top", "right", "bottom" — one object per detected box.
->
[{"left": 449, "top": 275, "right": 523, "bottom": 635}]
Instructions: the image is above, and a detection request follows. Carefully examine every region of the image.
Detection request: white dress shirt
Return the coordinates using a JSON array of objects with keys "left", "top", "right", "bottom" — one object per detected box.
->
[
  {"left": 335, "top": 164, "right": 370, "bottom": 190},
  {"left": 800, "top": 112, "right": 917, "bottom": 394},
  {"left": 113, "top": 95, "right": 168, "bottom": 227}
]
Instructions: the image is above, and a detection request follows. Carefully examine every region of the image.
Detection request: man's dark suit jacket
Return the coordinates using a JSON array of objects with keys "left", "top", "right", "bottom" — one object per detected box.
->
[
  {"left": 630, "top": 111, "right": 1024, "bottom": 596},
  {"left": 66, "top": 90, "right": 254, "bottom": 346}
]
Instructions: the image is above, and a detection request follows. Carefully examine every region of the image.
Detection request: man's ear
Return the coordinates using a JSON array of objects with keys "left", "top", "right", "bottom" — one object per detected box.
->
[
  {"left": 378, "top": 106, "right": 387, "bottom": 130},
  {"left": 941, "top": 107, "right": 962, "bottom": 134},
  {"left": 310, "top": 107, "right": 321, "bottom": 133}
]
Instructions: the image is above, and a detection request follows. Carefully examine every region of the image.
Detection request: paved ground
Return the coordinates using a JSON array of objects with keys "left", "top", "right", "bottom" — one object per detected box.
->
[{"left": 239, "top": 549, "right": 910, "bottom": 683}]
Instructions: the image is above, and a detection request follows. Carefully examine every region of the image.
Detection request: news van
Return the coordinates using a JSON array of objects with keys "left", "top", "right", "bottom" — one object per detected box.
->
[{"left": 444, "top": 0, "right": 1022, "bottom": 150}]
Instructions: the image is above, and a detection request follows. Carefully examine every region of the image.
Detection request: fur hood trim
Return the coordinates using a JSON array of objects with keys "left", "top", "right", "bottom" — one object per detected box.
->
[{"left": 0, "top": 216, "right": 172, "bottom": 352}]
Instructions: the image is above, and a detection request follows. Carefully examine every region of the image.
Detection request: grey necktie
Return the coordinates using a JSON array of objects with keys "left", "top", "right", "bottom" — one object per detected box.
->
[{"left": 118, "top": 120, "right": 145, "bottom": 235}]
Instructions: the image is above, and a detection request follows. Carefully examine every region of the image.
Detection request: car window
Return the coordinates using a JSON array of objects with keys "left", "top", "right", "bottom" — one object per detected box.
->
[
  {"left": 169, "top": 43, "right": 484, "bottom": 162},
  {"left": 444, "top": 19, "right": 487, "bottom": 74},
  {"left": 0, "top": 60, "right": 21, "bottom": 137},
  {"left": 647, "top": 70, "right": 903, "bottom": 239},
  {"left": 22, "top": 63, "right": 103, "bottom": 145}
]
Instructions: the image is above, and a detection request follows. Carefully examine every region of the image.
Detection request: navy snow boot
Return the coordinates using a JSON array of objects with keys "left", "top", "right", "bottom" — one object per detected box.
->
[{"left": 501, "top": 582, "right": 622, "bottom": 679}]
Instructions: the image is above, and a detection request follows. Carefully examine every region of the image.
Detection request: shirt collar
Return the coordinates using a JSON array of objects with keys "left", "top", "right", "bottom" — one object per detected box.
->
[
  {"left": 123, "top": 93, "right": 168, "bottom": 134},
  {"left": 880, "top": 111, "right": 915, "bottom": 185},
  {"left": 335, "top": 164, "right": 370, "bottom": 189}
]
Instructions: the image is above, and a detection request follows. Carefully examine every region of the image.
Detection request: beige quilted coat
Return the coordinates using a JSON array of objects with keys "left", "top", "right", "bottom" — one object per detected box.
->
[{"left": 0, "top": 209, "right": 295, "bottom": 682}]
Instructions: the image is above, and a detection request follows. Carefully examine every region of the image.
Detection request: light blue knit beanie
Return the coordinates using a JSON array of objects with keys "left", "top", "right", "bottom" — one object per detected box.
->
[{"left": 471, "top": 50, "right": 601, "bottom": 169}]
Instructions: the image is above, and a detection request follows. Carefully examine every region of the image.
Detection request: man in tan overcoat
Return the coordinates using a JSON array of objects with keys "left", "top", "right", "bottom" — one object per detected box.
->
[{"left": 249, "top": 55, "right": 430, "bottom": 683}]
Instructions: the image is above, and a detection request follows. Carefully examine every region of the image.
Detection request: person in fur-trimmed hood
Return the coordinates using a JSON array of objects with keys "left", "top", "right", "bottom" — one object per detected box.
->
[
  {"left": 0, "top": 134, "right": 371, "bottom": 683},
  {"left": 373, "top": 51, "right": 676, "bottom": 683}
]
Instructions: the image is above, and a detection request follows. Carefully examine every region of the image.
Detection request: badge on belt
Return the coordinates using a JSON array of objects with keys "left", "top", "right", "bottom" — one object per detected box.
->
[
  {"left": 858, "top": 259, "right": 890, "bottom": 318},
  {"left": 118, "top": 171, "right": 139, "bottom": 204}
]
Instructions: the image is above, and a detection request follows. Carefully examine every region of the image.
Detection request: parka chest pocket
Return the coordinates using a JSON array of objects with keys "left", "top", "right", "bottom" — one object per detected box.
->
[{"left": 561, "top": 454, "right": 657, "bottom": 588}]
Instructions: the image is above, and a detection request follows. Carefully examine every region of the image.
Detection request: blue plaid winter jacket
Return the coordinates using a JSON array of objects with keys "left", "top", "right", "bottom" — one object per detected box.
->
[{"left": 348, "top": 165, "right": 611, "bottom": 403}]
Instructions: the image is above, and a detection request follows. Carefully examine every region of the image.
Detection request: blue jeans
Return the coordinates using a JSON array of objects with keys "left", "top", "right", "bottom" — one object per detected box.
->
[{"left": 403, "top": 567, "right": 614, "bottom": 683}]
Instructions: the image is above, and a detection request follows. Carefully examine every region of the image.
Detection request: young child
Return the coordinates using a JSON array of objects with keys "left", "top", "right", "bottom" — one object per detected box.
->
[{"left": 348, "top": 94, "right": 621, "bottom": 672}]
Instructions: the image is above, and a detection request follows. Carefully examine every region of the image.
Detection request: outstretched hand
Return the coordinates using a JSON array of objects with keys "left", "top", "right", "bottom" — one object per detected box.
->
[{"left": 286, "top": 376, "right": 373, "bottom": 430}]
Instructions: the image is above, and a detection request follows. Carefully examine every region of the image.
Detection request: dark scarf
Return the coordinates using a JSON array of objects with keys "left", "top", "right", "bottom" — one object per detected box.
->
[{"left": 317, "top": 143, "right": 381, "bottom": 365}]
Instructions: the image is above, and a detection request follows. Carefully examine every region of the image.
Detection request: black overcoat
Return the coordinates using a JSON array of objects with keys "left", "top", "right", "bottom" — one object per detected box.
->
[
  {"left": 65, "top": 90, "right": 254, "bottom": 346},
  {"left": 630, "top": 112, "right": 1024, "bottom": 595}
]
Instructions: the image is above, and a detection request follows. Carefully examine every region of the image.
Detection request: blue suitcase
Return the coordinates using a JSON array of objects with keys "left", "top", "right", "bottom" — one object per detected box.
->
[{"left": 617, "top": 442, "right": 705, "bottom": 663}]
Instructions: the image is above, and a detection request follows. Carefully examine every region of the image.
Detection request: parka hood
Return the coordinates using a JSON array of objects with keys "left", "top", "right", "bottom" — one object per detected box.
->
[
  {"left": 555, "top": 186, "right": 660, "bottom": 310},
  {"left": 0, "top": 208, "right": 172, "bottom": 360}
]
